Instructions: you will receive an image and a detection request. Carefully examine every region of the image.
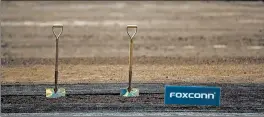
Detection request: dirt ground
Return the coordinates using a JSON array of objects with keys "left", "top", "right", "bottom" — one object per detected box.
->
[
  {"left": 2, "top": 83, "right": 264, "bottom": 113},
  {"left": 2, "top": 57, "right": 264, "bottom": 84},
  {"left": 1, "top": 1, "right": 264, "bottom": 84}
]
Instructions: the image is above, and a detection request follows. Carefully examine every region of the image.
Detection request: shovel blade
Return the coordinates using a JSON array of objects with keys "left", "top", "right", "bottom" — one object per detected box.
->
[
  {"left": 120, "top": 88, "right": 139, "bottom": 97},
  {"left": 46, "top": 88, "right": 66, "bottom": 98}
]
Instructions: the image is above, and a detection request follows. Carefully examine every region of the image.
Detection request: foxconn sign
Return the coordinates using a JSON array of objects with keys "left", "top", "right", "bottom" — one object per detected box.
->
[{"left": 164, "top": 85, "right": 221, "bottom": 106}]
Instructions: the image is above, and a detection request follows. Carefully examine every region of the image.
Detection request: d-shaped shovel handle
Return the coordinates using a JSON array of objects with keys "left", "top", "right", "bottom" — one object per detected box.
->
[
  {"left": 127, "top": 25, "right": 137, "bottom": 39},
  {"left": 52, "top": 24, "right": 63, "bottom": 39}
]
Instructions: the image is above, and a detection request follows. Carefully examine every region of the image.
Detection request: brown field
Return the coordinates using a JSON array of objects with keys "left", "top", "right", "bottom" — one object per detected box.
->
[{"left": 1, "top": 1, "right": 264, "bottom": 84}]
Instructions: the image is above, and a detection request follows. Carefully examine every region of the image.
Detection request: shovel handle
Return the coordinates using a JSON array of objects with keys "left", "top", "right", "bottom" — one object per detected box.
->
[
  {"left": 127, "top": 25, "right": 137, "bottom": 40},
  {"left": 52, "top": 24, "right": 63, "bottom": 39}
]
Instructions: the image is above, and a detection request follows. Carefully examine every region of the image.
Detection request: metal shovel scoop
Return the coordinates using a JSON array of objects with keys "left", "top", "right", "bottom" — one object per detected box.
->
[
  {"left": 46, "top": 24, "right": 66, "bottom": 98},
  {"left": 120, "top": 25, "right": 139, "bottom": 97}
]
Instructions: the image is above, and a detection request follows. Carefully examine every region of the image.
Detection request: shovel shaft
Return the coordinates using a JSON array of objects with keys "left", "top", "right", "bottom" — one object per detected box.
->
[
  {"left": 128, "top": 39, "right": 133, "bottom": 92},
  {"left": 54, "top": 38, "right": 59, "bottom": 92}
]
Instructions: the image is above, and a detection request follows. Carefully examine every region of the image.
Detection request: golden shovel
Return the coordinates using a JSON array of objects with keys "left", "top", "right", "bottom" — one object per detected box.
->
[
  {"left": 46, "top": 24, "right": 66, "bottom": 98},
  {"left": 120, "top": 25, "right": 139, "bottom": 97}
]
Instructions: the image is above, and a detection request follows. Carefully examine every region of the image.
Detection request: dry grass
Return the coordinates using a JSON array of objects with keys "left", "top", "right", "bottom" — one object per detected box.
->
[{"left": 2, "top": 64, "right": 264, "bottom": 84}]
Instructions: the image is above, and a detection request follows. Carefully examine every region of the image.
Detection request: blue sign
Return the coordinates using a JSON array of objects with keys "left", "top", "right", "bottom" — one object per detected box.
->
[{"left": 164, "top": 85, "right": 221, "bottom": 106}]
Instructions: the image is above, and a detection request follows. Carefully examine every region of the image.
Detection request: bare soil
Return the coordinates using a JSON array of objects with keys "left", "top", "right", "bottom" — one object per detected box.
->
[
  {"left": 2, "top": 83, "right": 264, "bottom": 113},
  {"left": 1, "top": 1, "right": 264, "bottom": 84},
  {"left": 2, "top": 57, "right": 264, "bottom": 84},
  {"left": 2, "top": 1, "right": 264, "bottom": 58}
]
